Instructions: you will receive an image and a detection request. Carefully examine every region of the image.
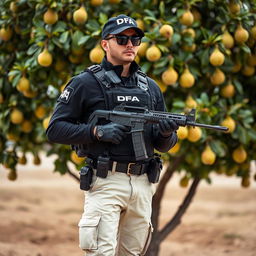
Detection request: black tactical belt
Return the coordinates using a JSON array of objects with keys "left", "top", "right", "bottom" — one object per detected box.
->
[{"left": 109, "top": 161, "right": 148, "bottom": 175}]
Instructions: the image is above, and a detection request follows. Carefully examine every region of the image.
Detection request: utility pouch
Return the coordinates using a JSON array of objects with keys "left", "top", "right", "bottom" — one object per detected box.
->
[
  {"left": 96, "top": 156, "right": 110, "bottom": 178},
  {"left": 147, "top": 155, "right": 163, "bottom": 183},
  {"left": 80, "top": 166, "right": 93, "bottom": 191}
]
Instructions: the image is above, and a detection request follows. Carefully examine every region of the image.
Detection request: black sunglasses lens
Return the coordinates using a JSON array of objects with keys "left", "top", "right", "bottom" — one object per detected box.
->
[
  {"left": 116, "top": 35, "right": 141, "bottom": 46},
  {"left": 131, "top": 37, "right": 141, "bottom": 46},
  {"left": 116, "top": 35, "right": 129, "bottom": 45}
]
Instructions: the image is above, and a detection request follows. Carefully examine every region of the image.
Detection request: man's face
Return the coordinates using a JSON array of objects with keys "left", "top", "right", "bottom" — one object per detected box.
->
[{"left": 101, "top": 28, "right": 141, "bottom": 65}]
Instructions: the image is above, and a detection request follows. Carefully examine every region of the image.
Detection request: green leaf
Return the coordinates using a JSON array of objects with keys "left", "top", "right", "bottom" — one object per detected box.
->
[
  {"left": 27, "top": 44, "right": 40, "bottom": 55},
  {"left": 173, "top": 101, "right": 186, "bottom": 108},
  {"left": 78, "top": 35, "right": 90, "bottom": 46},
  {"left": 59, "top": 31, "right": 69, "bottom": 44},
  {"left": 53, "top": 21, "right": 67, "bottom": 33},
  {"left": 209, "top": 140, "right": 226, "bottom": 157}
]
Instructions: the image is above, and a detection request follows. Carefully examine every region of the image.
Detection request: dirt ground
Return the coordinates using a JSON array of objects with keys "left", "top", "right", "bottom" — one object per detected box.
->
[{"left": 0, "top": 154, "right": 256, "bottom": 256}]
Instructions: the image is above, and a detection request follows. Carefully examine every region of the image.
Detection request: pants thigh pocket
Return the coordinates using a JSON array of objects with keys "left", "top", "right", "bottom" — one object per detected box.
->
[
  {"left": 141, "top": 222, "right": 153, "bottom": 255},
  {"left": 78, "top": 215, "right": 101, "bottom": 250}
]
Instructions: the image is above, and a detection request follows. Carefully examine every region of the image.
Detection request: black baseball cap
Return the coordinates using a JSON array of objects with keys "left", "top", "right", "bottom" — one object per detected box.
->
[{"left": 102, "top": 14, "right": 144, "bottom": 39}]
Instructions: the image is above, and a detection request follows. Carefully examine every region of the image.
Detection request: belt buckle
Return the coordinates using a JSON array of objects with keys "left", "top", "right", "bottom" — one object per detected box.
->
[{"left": 127, "top": 163, "right": 135, "bottom": 175}]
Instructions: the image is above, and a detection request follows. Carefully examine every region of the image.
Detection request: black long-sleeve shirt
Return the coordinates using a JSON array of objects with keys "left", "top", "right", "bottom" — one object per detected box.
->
[{"left": 46, "top": 58, "right": 177, "bottom": 161}]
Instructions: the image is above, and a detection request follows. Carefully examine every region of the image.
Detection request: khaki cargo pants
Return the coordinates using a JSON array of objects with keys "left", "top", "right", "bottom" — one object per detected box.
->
[{"left": 78, "top": 170, "right": 156, "bottom": 256}]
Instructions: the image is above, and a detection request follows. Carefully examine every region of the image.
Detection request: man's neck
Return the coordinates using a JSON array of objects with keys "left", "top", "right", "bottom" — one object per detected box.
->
[{"left": 121, "top": 63, "right": 131, "bottom": 77}]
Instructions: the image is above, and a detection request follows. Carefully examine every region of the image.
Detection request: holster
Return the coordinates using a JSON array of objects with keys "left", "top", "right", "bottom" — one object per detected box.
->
[
  {"left": 147, "top": 154, "right": 163, "bottom": 183},
  {"left": 96, "top": 156, "right": 110, "bottom": 178},
  {"left": 79, "top": 166, "right": 93, "bottom": 191}
]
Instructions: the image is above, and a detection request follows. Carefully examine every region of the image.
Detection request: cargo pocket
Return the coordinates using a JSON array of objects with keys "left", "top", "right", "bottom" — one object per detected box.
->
[
  {"left": 78, "top": 215, "right": 101, "bottom": 250},
  {"left": 141, "top": 223, "right": 153, "bottom": 255}
]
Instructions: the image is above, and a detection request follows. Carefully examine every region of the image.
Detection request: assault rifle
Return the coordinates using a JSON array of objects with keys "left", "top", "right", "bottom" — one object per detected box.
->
[{"left": 88, "top": 104, "right": 228, "bottom": 161}]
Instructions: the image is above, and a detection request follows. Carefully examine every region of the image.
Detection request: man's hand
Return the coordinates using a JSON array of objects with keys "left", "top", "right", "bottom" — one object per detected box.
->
[
  {"left": 94, "top": 123, "right": 129, "bottom": 144},
  {"left": 159, "top": 119, "right": 179, "bottom": 137}
]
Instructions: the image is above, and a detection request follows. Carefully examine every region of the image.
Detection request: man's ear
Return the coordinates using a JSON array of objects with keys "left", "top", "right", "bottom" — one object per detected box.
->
[{"left": 101, "top": 40, "right": 108, "bottom": 51}]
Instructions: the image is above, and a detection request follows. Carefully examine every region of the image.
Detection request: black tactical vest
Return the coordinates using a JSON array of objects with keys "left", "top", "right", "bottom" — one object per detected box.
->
[{"left": 77, "top": 64, "right": 155, "bottom": 162}]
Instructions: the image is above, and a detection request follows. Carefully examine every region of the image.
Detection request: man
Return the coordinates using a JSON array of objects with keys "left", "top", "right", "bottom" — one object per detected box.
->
[{"left": 46, "top": 14, "right": 178, "bottom": 256}]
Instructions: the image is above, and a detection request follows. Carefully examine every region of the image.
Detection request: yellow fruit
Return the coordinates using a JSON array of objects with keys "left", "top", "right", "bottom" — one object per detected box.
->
[
  {"left": 109, "top": 0, "right": 121, "bottom": 3},
  {"left": 54, "top": 59, "right": 66, "bottom": 72},
  {"left": 177, "top": 126, "right": 188, "bottom": 140},
  {"left": 221, "top": 116, "right": 236, "bottom": 133},
  {"left": 17, "top": 76, "right": 30, "bottom": 92},
  {"left": 247, "top": 54, "right": 256, "bottom": 66},
  {"left": 136, "top": 19, "right": 145, "bottom": 31},
  {"left": 23, "top": 89, "right": 37, "bottom": 98},
  {"left": 161, "top": 67, "right": 178, "bottom": 85},
  {"left": 222, "top": 30, "right": 234, "bottom": 49},
  {"left": 179, "top": 10, "right": 194, "bottom": 26},
  {"left": 6, "top": 132, "right": 19, "bottom": 141},
  {"left": 182, "top": 44, "right": 196, "bottom": 52},
  {"left": 18, "top": 154, "right": 27, "bottom": 165},
  {"left": 10, "top": 108, "right": 24, "bottom": 124},
  {"left": 35, "top": 105, "right": 46, "bottom": 119},
  {"left": 0, "top": 27, "right": 13, "bottom": 41},
  {"left": 70, "top": 151, "right": 86, "bottom": 165},
  {"left": 210, "top": 47, "right": 225, "bottom": 66},
  {"left": 179, "top": 68, "right": 195, "bottom": 88},
  {"left": 210, "top": 68, "right": 225, "bottom": 86},
  {"left": 68, "top": 54, "right": 83, "bottom": 64},
  {"left": 187, "top": 127, "right": 202, "bottom": 142},
  {"left": 137, "top": 42, "right": 148, "bottom": 57},
  {"left": 185, "top": 95, "right": 197, "bottom": 108},
  {"left": 8, "top": 169, "right": 17, "bottom": 181},
  {"left": 183, "top": 28, "right": 196, "bottom": 38},
  {"left": 179, "top": 176, "right": 189, "bottom": 187},
  {"left": 234, "top": 24, "right": 249, "bottom": 44},
  {"left": 43, "top": 8, "right": 58, "bottom": 25},
  {"left": 89, "top": 46, "right": 105, "bottom": 64},
  {"left": 241, "top": 177, "right": 250, "bottom": 188},
  {"left": 232, "top": 146, "right": 247, "bottom": 164},
  {"left": 191, "top": 8, "right": 201, "bottom": 22},
  {"left": 73, "top": 6, "right": 88, "bottom": 24},
  {"left": 43, "top": 116, "right": 51, "bottom": 130},
  {"left": 159, "top": 24, "right": 174, "bottom": 39},
  {"left": 251, "top": 25, "right": 256, "bottom": 40},
  {"left": 90, "top": 0, "right": 103, "bottom": 6},
  {"left": 221, "top": 83, "right": 235, "bottom": 98},
  {"left": 21, "top": 120, "right": 33, "bottom": 133},
  {"left": 71, "top": 46, "right": 85, "bottom": 56},
  {"left": 10, "top": 2, "right": 18, "bottom": 13},
  {"left": 33, "top": 155, "right": 41, "bottom": 165},
  {"left": 38, "top": 48, "right": 53, "bottom": 67},
  {"left": 168, "top": 142, "right": 181, "bottom": 154},
  {"left": 232, "top": 61, "right": 241, "bottom": 72},
  {"left": 242, "top": 65, "right": 255, "bottom": 76},
  {"left": 146, "top": 45, "right": 161, "bottom": 62},
  {"left": 228, "top": 1, "right": 240, "bottom": 14},
  {"left": 201, "top": 145, "right": 216, "bottom": 165}
]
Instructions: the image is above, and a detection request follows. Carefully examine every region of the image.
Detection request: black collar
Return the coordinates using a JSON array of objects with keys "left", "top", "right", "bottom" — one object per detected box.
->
[{"left": 101, "top": 57, "right": 140, "bottom": 78}]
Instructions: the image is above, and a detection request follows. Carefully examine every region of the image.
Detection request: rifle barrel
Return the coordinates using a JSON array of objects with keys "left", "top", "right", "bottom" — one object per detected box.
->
[{"left": 187, "top": 121, "right": 229, "bottom": 132}]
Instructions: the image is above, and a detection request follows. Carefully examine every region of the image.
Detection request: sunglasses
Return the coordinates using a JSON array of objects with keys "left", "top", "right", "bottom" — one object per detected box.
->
[{"left": 105, "top": 35, "right": 142, "bottom": 46}]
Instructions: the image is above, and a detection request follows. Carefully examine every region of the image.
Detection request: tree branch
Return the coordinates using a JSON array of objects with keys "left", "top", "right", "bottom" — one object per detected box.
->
[
  {"left": 156, "top": 176, "right": 201, "bottom": 243},
  {"left": 66, "top": 167, "right": 80, "bottom": 182},
  {"left": 151, "top": 155, "right": 185, "bottom": 229}
]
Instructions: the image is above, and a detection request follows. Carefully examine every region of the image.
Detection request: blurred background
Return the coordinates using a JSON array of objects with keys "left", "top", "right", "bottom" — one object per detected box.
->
[{"left": 0, "top": 0, "right": 256, "bottom": 255}]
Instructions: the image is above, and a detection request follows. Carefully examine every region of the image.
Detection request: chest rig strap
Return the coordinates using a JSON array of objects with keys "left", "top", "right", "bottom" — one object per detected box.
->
[{"left": 87, "top": 64, "right": 152, "bottom": 110}]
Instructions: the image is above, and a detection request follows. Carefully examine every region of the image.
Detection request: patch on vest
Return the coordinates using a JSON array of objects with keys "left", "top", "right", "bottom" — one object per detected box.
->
[
  {"left": 116, "top": 95, "right": 140, "bottom": 102},
  {"left": 58, "top": 87, "right": 74, "bottom": 104}
]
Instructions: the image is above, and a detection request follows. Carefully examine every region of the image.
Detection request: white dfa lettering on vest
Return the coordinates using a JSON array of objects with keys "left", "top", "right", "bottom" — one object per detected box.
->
[
  {"left": 117, "top": 96, "right": 140, "bottom": 102},
  {"left": 116, "top": 18, "right": 135, "bottom": 26}
]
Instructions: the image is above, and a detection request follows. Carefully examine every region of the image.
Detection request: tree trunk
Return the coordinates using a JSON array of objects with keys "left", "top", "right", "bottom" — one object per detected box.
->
[{"left": 145, "top": 157, "right": 201, "bottom": 256}]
